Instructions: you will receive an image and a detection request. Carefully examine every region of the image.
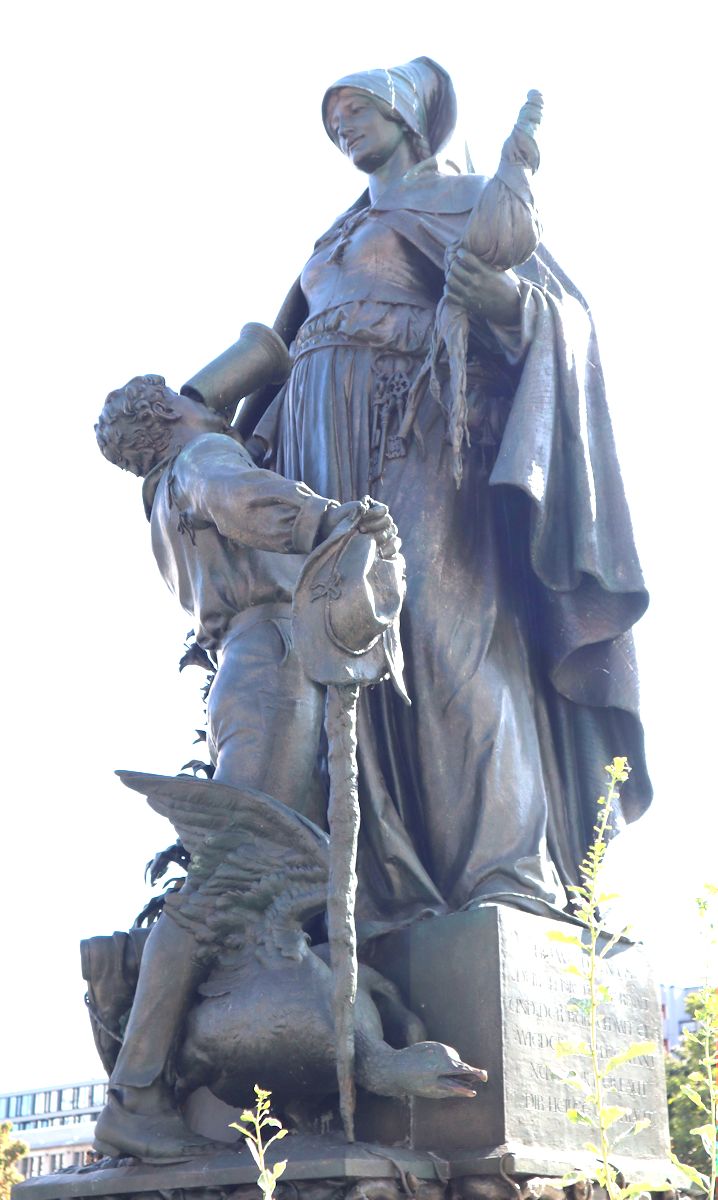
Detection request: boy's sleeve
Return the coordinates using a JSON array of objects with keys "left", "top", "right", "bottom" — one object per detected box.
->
[{"left": 170, "top": 433, "right": 331, "bottom": 553}]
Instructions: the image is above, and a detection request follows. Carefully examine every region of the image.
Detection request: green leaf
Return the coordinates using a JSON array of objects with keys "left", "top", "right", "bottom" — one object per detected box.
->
[
  {"left": 262, "top": 1117, "right": 282, "bottom": 1129},
  {"left": 567, "top": 997, "right": 592, "bottom": 1014},
  {"left": 229, "top": 1123, "right": 251, "bottom": 1136},
  {"left": 555, "top": 1039, "right": 591, "bottom": 1058},
  {"left": 272, "top": 1160, "right": 287, "bottom": 1180},
  {"left": 563, "top": 964, "right": 588, "bottom": 979},
  {"left": 689, "top": 1123, "right": 717, "bottom": 1157},
  {"left": 613, "top": 1117, "right": 652, "bottom": 1144},
  {"left": 618, "top": 1183, "right": 652, "bottom": 1198},
  {"left": 546, "top": 930, "right": 585, "bottom": 948},
  {"left": 246, "top": 1140, "right": 261, "bottom": 1167},
  {"left": 602, "top": 1042, "right": 657, "bottom": 1075},
  {"left": 601, "top": 1104, "right": 629, "bottom": 1128},
  {"left": 564, "top": 1076, "right": 591, "bottom": 1093},
  {"left": 560, "top": 1172, "right": 587, "bottom": 1188},
  {"left": 669, "top": 1152, "right": 709, "bottom": 1192},
  {"left": 549, "top": 1066, "right": 590, "bottom": 1093},
  {"left": 679, "top": 1083, "right": 707, "bottom": 1110},
  {"left": 630, "top": 1117, "right": 651, "bottom": 1136},
  {"left": 241, "top": 1109, "right": 254, "bottom": 1122},
  {"left": 583, "top": 1141, "right": 600, "bottom": 1155},
  {"left": 566, "top": 1108, "right": 593, "bottom": 1125},
  {"left": 599, "top": 930, "right": 631, "bottom": 959}
]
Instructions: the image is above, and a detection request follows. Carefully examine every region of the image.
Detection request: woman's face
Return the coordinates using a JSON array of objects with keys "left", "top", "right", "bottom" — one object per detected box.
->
[{"left": 327, "top": 89, "right": 406, "bottom": 174}]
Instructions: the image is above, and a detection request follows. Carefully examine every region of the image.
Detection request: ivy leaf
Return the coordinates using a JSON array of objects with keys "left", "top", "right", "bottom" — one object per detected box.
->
[{"left": 602, "top": 1042, "right": 657, "bottom": 1075}]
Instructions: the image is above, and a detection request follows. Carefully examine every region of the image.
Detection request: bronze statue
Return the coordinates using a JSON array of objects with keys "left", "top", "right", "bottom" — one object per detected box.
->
[
  {"left": 92, "top": 372, "right": 484, "bottom": 1158},
  {"left": 92, "top": 375, "right": 397, "bottom": 1155},
  {"left": 251, "top": 55, "right": 650, "bottom": 939},
  {"left": 77, "top": 54, "right": 657, "bottom": 1175}
]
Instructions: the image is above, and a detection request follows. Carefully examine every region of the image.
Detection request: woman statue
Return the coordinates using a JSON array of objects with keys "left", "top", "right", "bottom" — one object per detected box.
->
[{"left": 252, "top": 56, "right": 650, "bottom": 938}]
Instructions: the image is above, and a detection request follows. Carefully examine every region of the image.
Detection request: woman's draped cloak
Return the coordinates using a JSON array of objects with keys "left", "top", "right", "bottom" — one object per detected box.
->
[{"left": 254, "top": 166, "right": 650, "bottom": 939}]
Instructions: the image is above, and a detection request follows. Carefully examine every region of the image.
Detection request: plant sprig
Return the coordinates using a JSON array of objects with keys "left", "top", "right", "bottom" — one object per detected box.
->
[
  {"left": 669, "top": 884, "right": 718, "bottom": 1198},
  {"left": 548, "top": 758, "right": 664, "bottom": 1200},
  {"left": 230, "top": 1085, "right": 288, "bottom": 1200}
]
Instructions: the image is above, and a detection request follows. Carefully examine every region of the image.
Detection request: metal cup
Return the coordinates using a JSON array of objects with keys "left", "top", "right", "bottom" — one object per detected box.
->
[{"left": 181, "top": 323, "right": 291, "bottom": 418}]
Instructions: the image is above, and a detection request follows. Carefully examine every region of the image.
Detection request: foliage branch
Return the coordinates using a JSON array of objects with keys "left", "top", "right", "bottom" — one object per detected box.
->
[
  {"left": 0, "top": 1121, "right": 28, "bottom": 1200},
  {"left": 547, "top": 757, "right": 663, "bottom": 1200},
  {"left": 230, "top": 1085, "right": 288, "bottom": 1200},
  {"left": 667, "top": 884, "right": 718, "bottom": 1198}
]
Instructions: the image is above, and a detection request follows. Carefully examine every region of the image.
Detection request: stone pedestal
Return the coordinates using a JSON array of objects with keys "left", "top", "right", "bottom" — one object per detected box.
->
[
  {"left": 358, "top": 905, "right": 673, "bottom": 1180},
  {"left": 14, "top": 907, "right": 678, "bottom": 1200}
]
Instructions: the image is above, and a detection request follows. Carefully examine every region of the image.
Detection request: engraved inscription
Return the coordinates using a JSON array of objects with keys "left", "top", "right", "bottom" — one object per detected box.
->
[{"left": 501, "top": 915, "right": 670, "bottom": 1159}]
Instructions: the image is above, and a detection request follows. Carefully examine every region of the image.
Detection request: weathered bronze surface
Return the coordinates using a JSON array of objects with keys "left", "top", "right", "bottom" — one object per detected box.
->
[{"left": 13, "top": 53, "right": 660, "bottom": 1189}]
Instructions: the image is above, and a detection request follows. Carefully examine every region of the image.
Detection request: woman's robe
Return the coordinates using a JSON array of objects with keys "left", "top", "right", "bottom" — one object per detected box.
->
[{"left": 254, "top": 164, "right": 650, "bottom": 938}]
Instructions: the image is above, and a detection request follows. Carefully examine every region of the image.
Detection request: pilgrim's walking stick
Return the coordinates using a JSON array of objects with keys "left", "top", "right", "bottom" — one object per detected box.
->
[
  {"left": 325, "top": 681, "right": 361, "bottom": 1141},
  {"left": 292, "top": 506, "right": 407, "bottom": 1143}
]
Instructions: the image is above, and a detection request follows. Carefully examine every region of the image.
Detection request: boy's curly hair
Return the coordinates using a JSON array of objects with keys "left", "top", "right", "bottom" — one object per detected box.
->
[{"left": 95, "top": 375, "right": 182, "bottom": 477}]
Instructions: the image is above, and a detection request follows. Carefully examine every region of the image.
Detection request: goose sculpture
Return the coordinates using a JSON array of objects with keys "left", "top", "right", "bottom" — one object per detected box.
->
[{"left": 119, "top": 771, "right": 486, "bottom": 1122}]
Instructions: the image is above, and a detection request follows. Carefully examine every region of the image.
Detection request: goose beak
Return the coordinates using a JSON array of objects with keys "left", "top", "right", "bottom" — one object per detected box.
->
[{"left": 438, "top": 1063, "right": 488, "bottom": 1097}]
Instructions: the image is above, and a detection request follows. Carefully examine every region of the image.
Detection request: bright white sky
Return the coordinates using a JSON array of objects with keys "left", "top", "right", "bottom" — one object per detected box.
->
[{"left": 1, "top": 1, "right": 715, "bottom": 1092}]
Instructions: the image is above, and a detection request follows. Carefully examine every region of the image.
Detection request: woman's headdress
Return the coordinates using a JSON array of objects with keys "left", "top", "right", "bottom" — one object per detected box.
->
[{"left": 322, "top": 56, "right": 457, "bottom": 156}]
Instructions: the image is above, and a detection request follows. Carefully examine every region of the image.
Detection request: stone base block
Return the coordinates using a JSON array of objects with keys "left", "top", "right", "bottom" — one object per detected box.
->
[{"left": 358, "top": 905, "right": 672, "bottom": 1179}]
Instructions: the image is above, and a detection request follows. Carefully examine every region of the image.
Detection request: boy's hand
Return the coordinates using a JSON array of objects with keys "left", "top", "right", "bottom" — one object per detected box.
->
[{"left": 318, "top": 499, "right": 400, "bottom": 557}]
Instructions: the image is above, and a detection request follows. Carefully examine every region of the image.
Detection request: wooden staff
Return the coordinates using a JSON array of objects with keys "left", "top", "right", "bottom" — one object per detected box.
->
[{"left": 325, "top": 681, "right": 361, "bottom": 1142}]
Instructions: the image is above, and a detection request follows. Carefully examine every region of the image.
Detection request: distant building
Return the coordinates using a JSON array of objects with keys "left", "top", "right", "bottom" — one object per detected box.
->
[
  {"left": 660, "top": 983, "right": 701, "bottom": 1051},
  {"left": 0, "top": 1080, "right": 108, "bottom": 1178}
]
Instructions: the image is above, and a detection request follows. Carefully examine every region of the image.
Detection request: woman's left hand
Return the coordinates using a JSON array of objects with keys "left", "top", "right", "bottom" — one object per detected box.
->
[{"left": 445, "top": 249, "right": 522, "bottom": 327}]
